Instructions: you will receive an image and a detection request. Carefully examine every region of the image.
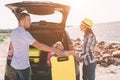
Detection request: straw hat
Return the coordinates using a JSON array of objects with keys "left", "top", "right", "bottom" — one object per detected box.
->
[{"left": 82, "top": 18, "right": 93, "bottom": 29}]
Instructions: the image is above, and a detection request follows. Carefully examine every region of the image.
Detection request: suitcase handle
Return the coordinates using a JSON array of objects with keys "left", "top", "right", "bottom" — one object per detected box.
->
[{"left": 57, "top": 56, "right": 68, "bottom": 62}]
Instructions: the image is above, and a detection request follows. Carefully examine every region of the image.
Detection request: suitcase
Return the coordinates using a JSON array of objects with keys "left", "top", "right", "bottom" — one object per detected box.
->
[
  {"left": 29, "top": 48, "right": 40, "bottom": 63},
  {"left": 50, "top": 55, "right": 76, "bottom": 80}
]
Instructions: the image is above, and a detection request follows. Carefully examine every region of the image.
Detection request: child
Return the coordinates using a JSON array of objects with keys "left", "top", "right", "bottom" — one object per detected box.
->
[
  {"left": 47, "top": 41, "right": 80, "bottom": 80},
  {"left": 47, "top": 41, "right": 66, "bottom": 67}
]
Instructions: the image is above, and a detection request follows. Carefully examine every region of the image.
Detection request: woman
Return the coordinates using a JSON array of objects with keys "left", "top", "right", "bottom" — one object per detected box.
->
[{"left": 79, "top": 18, "right": 96, "bottom": 80}]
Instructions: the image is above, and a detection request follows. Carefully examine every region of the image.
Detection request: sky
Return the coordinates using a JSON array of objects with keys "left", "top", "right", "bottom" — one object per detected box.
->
[{"left": 0, "top": 0, "right": 120, "bottom": 29}]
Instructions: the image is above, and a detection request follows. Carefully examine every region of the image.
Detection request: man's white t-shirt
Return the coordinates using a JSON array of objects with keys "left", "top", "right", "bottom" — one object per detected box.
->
[{"left": 11, "top": 27, "right": 36, "bottom": 70}]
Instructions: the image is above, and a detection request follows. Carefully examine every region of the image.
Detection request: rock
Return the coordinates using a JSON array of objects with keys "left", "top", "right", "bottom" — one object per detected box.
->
[
  {"left": 98, "top": 41, "right": 105, "bottom": 45},
  {"left": 100, "top": 63, "right": 108, "bottom": 67},
  {"left": 102, "top": 54, "right": 111, "bottom": 59},
  {"left": 112, "top": 45, "right": 119, "bottom": 48},
  {"left": 101, "top": 50, "right": 112, "bottom": 55},
  {"left": 112, "top": 50, "right": 120, "bottom": 58},
  {"left": 118, "top": 47, "right": 120, "bottom": 50},
  {"left": 110, "top": 71, "right": 116, "bottom": 74},
  {"left": 113, "top": 58, "right": 120, "bottom": 66},
  {"left": 104, "top": 43, "right": 113, "bottom": 49}
]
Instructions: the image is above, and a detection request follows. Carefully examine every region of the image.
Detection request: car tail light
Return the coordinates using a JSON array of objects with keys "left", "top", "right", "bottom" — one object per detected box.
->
[
  {"left": 7, "top": 50, "right": 13, "bottom": 60},
  {"left": 8, "top": 54, "right": 13, "bottom": 60}
]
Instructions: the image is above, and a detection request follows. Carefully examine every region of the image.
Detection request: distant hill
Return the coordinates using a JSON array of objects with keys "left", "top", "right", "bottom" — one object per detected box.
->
[
  {"left": 94, "top": 21, "right": 120, "bottom": 27},
  {"left": 66, "top": 21, "right": 120, "bottom": 28}
]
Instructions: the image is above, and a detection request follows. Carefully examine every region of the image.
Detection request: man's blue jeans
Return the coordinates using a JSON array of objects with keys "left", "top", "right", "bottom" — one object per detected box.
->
[
  {"left": 12, "top": 67, "right": 31, "bottom": 80},
  {"left": 82, "top": 61, "right": 96, "bottom": 80}
]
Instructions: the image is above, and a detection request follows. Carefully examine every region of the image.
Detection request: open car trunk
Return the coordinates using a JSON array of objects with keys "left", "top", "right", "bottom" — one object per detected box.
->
[
  {"left": 5, "top": 1, "right": 71, "bottom": 80},
  {"left": 5, "top": 1, "right": 70, "bottom": 29}
]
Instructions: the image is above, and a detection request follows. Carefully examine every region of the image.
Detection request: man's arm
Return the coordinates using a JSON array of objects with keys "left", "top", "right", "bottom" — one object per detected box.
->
[
  {"left": 32, "top": 41, "right": 64, "bottom": 56},
  {"left": 63, "top": 51, "right": 79, "bottom": 58}
]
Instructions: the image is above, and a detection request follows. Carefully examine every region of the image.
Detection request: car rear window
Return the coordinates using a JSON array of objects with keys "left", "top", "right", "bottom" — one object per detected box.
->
[{"left": 30, "top": 11, "right": 62, "bottom": 23}]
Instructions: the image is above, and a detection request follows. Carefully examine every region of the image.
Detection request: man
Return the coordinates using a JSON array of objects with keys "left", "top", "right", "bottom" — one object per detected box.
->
[{"left": 9, "top": 13, "right": 63, "bottom": 80}]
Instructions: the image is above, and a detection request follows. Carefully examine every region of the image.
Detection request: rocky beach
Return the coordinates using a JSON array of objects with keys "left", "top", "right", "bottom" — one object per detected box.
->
[
  {"left": 95, "top": 41, "right": 120, "bottom": 80},
  {"left": 95, "top": 41, "right": 120, "bottom": 67},
  {"left": 73, "top": 39, "right": 120, "bottom": 80}
]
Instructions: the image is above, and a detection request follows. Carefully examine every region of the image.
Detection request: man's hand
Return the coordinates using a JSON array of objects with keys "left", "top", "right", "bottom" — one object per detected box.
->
[
  {"left": 55, "top": 49, "right": 65, "bottom": 56},
  {"left": 63, "top": 51, "right": 74, "bottom": 56}
]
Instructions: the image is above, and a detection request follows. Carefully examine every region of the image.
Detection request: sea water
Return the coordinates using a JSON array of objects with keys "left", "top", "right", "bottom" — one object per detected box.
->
[{"left": 66, "top": 24, "right": 120, "bottom": 43}]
